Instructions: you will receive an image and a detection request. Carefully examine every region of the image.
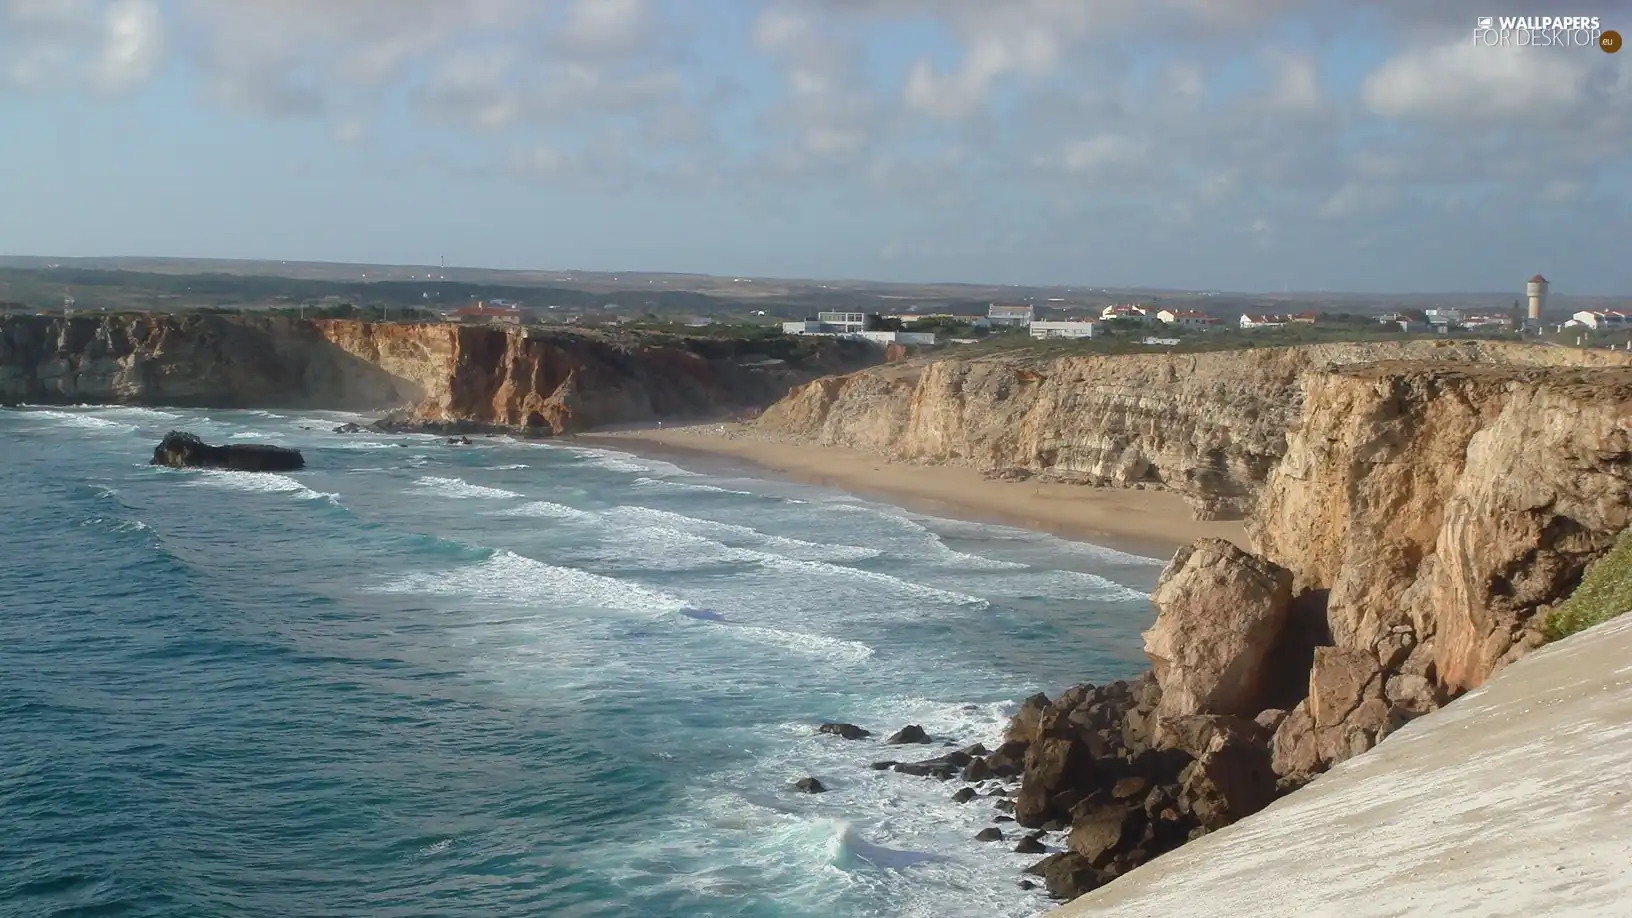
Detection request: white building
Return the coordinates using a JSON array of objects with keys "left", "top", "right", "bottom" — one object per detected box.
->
[
  {"left": 816, "top": 311, "right": 869, "bottom": 333},
  {"left": 1029, "top": 320, "right": 1097, "bottom": 339},
  {"left": 1424, "top": 308, "right": 1464, "bottom": 328},
  {"left": 1566, "top": 310, "right": 1632, "bottom": 330},
  {"left": 1239, "top": 314, "right": 1288, "bottom": 329},
  {"left": 858, "top": 330, "right": 939, "bottom": 346},
  {"left": 988, "top": 304, "right": 1035, "bottom": 326},
  {"left": 1157, "top": 310, "right": 1219, "bottom": 331},
  {"left": 1100, "top": 304, "right": 1153, "bottom": 324}
]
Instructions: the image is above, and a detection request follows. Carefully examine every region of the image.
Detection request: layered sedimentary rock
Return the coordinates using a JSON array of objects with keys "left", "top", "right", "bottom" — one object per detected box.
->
[
  {"left": 0, "top": 313, "right": 420, "bottom": 408},
  {"left": 1251, "top": 362, "right": 1632, "bottom": 691},
  {"left": 758, "top": 340, "right": 1631, "bottom": 520},
  {"left": 760, "top": 342, "right": 1632, "bottom": 692},
  {"left": 765, "top": 340, "right": 1632, "bottom": 901},
  {"left": 0, "top": 314, "right": 874, "bottom": 432}
]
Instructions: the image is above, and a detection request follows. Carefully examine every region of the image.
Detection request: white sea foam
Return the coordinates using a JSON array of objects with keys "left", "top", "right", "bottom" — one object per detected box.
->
[
  {"left": 30, "top": 410, "right": 134, "bottom": 431},
  {"left": 227, "top": 431, "right": 276, "bottom": 440},
  {"left": 602, "top": 505, "right": 882, "bottom": 563},
  {"left": 374, "top": 549, "right": 690, "bottom": 616},
  {"left": 630, "top": 476, "right": 756, "bottom": 496},
  {"left": 492, "top": 500, "right": 594, "bottom": 521},
  {"left": 561, "top": 446, "right": 696, "bottom": 478},
  {"left": 674, "top": 614, "right": 877, "bottom": 665},
  {"left": 488, "top": 463, "right": 529, "bottom": 470},
  {"left": 937, "top": 567, "right": 1151, "bottom": 605},
  {"left": 179, "top": 469, "right": 338, "bottom": 503},
  {"left": 757, "top": 555, "right": 990, "bottom": 608},
  {"left": 88, "top": 406, "right": 181, "bottom": 420},
  {"left": 81, "top": 516, "right": 152, "bottom": 534},
  {"left": 408, "top": 476, "right": 524, "bottom": 500},
  {"left": 592, "top": 694, "right": 1059, "bottom": 918}
]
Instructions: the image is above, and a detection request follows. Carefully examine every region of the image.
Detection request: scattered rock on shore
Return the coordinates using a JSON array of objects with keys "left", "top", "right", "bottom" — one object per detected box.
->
[
  {"left": 150, "top": 431, "right": 304, "bottom": 472},
  {"left": 885, "top": 725, "right": 931, "bottom": 745}
]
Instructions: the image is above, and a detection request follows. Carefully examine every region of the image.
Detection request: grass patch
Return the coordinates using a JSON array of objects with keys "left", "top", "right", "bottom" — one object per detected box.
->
[{"left": 1544, "top": 528, "right": 1632, "bottom": 641}]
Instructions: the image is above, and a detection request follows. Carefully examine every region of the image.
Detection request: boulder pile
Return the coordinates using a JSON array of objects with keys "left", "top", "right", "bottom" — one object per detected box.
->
[{"left": 845, "top": 537, "right": 1453, "bottom": 901}]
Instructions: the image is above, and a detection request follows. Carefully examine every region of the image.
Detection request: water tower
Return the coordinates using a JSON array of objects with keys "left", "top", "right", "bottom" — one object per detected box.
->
[{"left": 1526, "top": 274, "right": 1548, "bottom": 325}]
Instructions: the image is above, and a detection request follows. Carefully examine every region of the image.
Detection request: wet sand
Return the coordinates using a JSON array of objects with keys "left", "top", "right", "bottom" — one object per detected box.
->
[{"left": 575, "top": 423, "right": 1247, "bottom": 560}]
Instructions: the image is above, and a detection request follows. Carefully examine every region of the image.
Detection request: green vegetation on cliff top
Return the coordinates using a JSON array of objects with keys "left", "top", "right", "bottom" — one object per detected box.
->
[{"left": 1545, "top": 528, "right": 1632, "bottom": 641}]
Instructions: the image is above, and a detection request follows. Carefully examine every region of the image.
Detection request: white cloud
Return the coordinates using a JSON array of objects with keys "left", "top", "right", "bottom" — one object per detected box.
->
[
  {"left": 1267, "top": 50, "right": 1321, "bottom": 111},
  {"left": 94, "top": 0, "right": 162, "bottom": 92},
  {"left": 331, "top": 118, "right": 368, "bottom": 146},
  {"left": 2, "top": 0, "right": 1629, "bottom": 291},
  {"left": 1318, "top": 183, "right": 1395, "bottom": 219},
  {"left": 752, "top": 4, "right": 877, "bottom": 163},
  {"left": 1054, "top": 135, "right": 1151, "bottom": 177},
  {"left": 1361, "top": 40, "right": 1592, "bottom": 121},
  {"left": 559, "top": 0, "right": 650, "bottom": 54}
]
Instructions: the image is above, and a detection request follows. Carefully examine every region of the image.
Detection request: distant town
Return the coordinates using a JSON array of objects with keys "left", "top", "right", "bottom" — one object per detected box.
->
[{"left": 1, "top": 258, "right": 1629, "bottom": 353}]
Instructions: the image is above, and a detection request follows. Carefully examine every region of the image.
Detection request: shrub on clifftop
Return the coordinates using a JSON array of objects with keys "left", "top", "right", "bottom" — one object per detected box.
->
[{"left": 1544, "top": 528, "right": 1632, "bottom": 641}]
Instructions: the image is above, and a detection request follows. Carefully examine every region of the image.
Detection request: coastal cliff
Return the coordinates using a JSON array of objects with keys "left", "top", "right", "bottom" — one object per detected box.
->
[
  {"left": 754, "top": 339, "right": 1632, "bottom": 901},
  {"left": 1252, "top": 362, "right": 1632, "bottom": 693},
  {"left": 0, "top": 314, "right": 875, "bottom": 432},
  {"left": 758, "top": 340, "right": 1632, "bottom": 521},
  {"left": 758, "top": 343, "right": 1632, "bottom": 693}
]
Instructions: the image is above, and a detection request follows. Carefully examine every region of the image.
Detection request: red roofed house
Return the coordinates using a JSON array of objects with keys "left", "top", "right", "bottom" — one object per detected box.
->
[
  {"left": 444, "top": 301, "right": 523, "bottom": 326},
  {"left": 1157, "top": 309, "right": 1221, "bottom": 330}
]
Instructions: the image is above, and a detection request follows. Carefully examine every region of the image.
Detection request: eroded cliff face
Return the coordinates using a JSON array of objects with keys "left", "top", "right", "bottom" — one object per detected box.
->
[
  {"left": 0, "top": 313, "right": 422, "bottom": 408},
  {"left": 0, "top": 314, "right": 875, "bottom": 432},
  {"left": 758, "top": 340, "right": 1626, "bottom": 520},
  {"left": 758, "top": 340, "right": 1632, "bottom": 691},
  {"left": 1251, "top": 362, "right": 1632, "bottom": 692}
]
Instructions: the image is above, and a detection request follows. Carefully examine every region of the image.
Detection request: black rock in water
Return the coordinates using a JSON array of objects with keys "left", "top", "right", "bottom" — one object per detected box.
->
[
  {"left": 885, "top": 725, "right": 931, "bottom": 745},
  {"left": 793, "top": 777, "right": 827, "bottom": 794},
  {"left": 150, "top": 431, "right": 305, "bottom": 472},
  {"left": 333, "top": 422, "right": 366, "bottom": 434},
  {"left": 818, "top": 723, "right": 872, "bottom": 740}
]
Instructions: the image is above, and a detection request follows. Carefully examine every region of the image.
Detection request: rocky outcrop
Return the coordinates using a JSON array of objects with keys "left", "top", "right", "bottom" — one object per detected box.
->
[
  {"left": 758, "top": 344, "right": 1632, "bottom": 694},
  {"left": 0, "top": 314, "right": 877, "bottom": 432},
  {"left": 1251, "top": 362, "right": 1632, "bottom": 692},
  {"left": 864, "top": 675, "right": 1287, "bottom": 901},
  {"left": 150, "top": 430, "right": 304, "bottom": 471},
  {"left": 754, "top": 344, "right": 1632, "bottom": 906},
  {"left": 756, "top": 340, "right": 1630, "bottom": 521},
  {"left": 0, "top": 313, "right": 419, "bottom": 408},
  {"left": 1143, "top": 539, "right": 1293, "bottom": 720}
]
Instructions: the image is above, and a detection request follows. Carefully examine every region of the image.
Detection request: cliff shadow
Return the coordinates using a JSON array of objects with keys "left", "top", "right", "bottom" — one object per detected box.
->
[
  {"left": 269, "top": 321, "right": 429, "bottom": 413},
  {"left": 1258, "top": 588, "right": 1334, "bottom": 710}
]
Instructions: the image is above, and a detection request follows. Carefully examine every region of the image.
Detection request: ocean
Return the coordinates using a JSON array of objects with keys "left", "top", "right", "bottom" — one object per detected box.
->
[{"left": 0, "top": 405, "right": 1165, "bottom": 918}]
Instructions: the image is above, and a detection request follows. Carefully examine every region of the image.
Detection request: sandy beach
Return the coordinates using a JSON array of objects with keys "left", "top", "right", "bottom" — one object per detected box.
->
[{"left": 576, "top": 423, "right": 1246, "bottom": 559}]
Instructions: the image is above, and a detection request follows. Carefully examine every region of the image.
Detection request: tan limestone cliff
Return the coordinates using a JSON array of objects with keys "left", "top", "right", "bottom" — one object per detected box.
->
[
  {"left": 1250, "top": 362, "right": 1632, "bottom": 691},
  {"left": 0, "top": 314, "right": 874, "bottom": 432},
  {"left": 757, "top": 340, "right": 1632, "bottom": 694},
  {"left": 756, "top": 340, "right": 1626, "bottom": 520}
]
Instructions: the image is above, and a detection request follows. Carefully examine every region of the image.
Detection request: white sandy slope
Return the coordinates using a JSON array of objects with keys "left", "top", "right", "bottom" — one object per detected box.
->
[{"left": 1051, "top": 613, "right": 1632, "bottom": 918}]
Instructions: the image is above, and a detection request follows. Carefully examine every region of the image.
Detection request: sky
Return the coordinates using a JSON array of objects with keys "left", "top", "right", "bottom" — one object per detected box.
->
[{"left": 1, "top": 0, "right": 1629, "bottom": 295}]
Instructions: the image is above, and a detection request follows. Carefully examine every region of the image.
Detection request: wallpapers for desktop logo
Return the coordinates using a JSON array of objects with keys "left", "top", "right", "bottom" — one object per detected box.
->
[{"left": 1474, "top": 15, "right": 1620, "bottom": 51}]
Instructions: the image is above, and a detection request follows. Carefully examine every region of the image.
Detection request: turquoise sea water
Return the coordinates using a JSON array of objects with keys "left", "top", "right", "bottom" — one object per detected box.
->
[{"left": 0, "top": 405, "right": 1164, "bottom": 918}]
